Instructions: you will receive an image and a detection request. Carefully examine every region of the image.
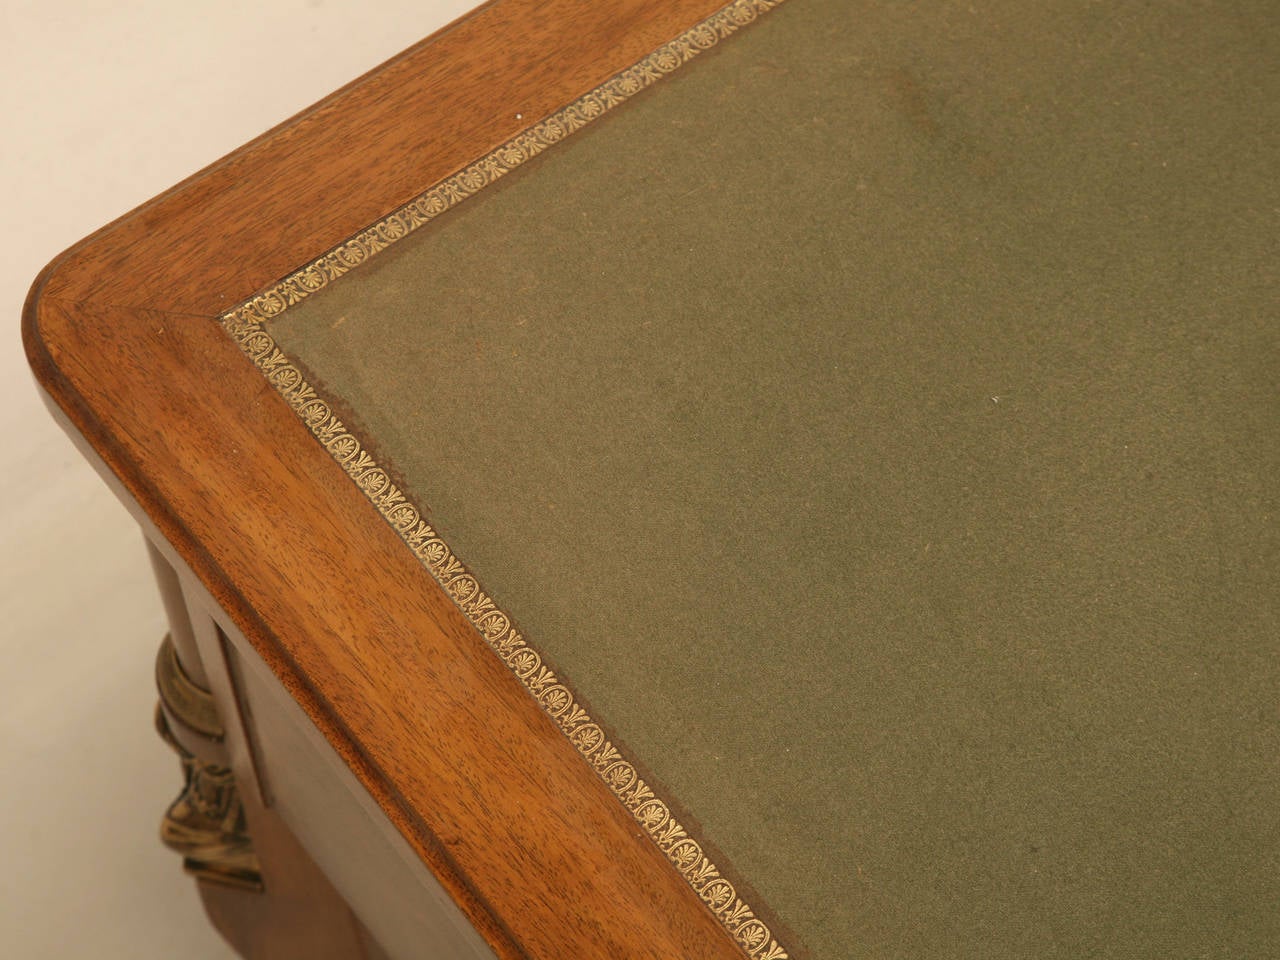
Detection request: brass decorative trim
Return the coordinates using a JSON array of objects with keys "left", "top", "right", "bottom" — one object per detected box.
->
[
  {"left": 156, "top": 634, "right": 224, "bottom": 740},
  {"left": 221, "top": 2, "right": 790, "bottom": 957}
]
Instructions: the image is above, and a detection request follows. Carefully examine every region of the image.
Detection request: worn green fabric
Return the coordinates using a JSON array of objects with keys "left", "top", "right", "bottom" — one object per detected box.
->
[{"left": 266, "top": 1, "right": 1279, "bottom": 956}]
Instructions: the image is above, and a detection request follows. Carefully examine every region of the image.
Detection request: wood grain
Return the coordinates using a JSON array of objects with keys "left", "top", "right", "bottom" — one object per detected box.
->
[{"left": 25, "top": 1, "right": 751, "bottom": 957}]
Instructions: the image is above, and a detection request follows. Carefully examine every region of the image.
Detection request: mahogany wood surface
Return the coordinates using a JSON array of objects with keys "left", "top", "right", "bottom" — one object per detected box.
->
[{"left": 25, "top": 1, "right": 748, "bottom": 957}]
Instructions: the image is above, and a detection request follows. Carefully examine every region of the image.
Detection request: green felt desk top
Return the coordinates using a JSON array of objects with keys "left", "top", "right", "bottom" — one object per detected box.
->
[{"left": 261, "top": 0, "right": 1278, "bottom": 955}]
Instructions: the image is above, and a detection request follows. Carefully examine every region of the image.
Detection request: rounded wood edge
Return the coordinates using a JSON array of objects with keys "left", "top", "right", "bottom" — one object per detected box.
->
[
  {"left": 22, "top": 1, "right": 754, "bottom": 958},
  {"left": 29, "top": 292, "right": 750, "bottom": 960},
  {"left": 25, "top": 293, "right": 530, "bottom": 960}
]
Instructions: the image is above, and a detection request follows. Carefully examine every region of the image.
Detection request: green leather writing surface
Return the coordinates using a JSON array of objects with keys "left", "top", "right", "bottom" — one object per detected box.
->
[{"left": 262, "top": 1, "right": 1278, "bottom": 955}]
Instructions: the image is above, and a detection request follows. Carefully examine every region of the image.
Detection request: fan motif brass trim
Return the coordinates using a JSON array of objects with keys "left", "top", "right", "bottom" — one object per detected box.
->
[{"left": 222, "top": 2, "right": 789, "bottom": 957}]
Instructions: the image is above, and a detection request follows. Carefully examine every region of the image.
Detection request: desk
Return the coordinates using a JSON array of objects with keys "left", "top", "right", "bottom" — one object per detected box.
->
[{"left": 26, "top": 1, "right": 1279, "bottom": 957}]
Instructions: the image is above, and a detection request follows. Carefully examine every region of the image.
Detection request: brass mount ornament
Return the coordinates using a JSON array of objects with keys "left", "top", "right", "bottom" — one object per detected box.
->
[{"left": 155, "top": 635, "right": 262, "bottom": 892}]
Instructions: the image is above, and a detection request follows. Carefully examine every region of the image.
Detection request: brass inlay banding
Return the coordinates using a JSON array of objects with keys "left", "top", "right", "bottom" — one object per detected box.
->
[{"left": 221, "top": 2, "right": 789, "bottom": 957}]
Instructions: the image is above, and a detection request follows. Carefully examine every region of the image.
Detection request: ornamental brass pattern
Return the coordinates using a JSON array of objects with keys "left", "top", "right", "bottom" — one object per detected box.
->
[{"left": 221, "top": 2, "right": 789, "bottom": 957}]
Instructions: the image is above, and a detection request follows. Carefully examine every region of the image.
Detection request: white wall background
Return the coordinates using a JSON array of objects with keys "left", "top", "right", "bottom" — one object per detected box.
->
[{"left": 0, "top": 3, "right": 474, "bottom": 956}]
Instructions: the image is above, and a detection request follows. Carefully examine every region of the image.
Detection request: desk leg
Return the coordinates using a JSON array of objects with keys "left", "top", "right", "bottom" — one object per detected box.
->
[
  {"left": 155, "top": 636, "right": 263, "bottom": 891},
  {"left": 147, "top": 542, "right": 387, "bottom": 959}
]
